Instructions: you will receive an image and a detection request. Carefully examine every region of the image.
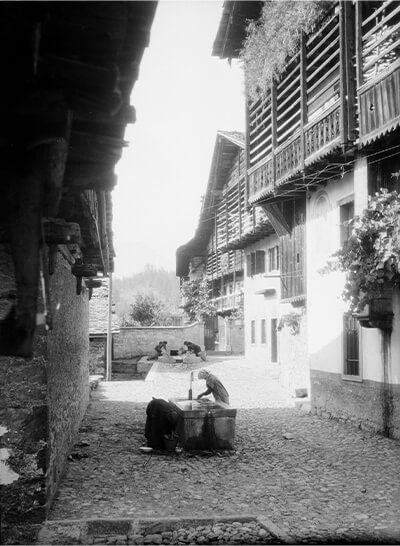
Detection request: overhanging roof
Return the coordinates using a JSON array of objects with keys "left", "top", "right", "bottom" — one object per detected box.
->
[
  {"left": 212, "top": 1, "right": 263, "bottom": 60},
  {"left": 176, "top": 131, "right": 245, "bottom": 277}
]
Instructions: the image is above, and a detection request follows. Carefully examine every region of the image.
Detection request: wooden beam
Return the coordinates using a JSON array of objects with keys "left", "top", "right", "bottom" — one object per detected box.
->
[
  {"left": 71, "top": 263, "right": 98, "bottom": 277},
  {"left": 43, "top": 219, "right": 82, "bottom": 244}
]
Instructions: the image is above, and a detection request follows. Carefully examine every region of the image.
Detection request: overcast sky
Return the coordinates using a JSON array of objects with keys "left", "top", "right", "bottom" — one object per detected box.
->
[{"left": 113, "top": 0, "right": 245, "bottom": 279}]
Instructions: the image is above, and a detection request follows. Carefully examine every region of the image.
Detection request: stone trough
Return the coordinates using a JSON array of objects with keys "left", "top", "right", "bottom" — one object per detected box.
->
[{"left": 169, "top": 398, "right": 237, "bottom": 451}]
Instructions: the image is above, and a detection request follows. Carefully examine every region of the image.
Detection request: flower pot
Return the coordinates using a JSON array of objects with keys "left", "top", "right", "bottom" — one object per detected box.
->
[{"left": 357, "top": 290, "right": 393, "bottom": 330}]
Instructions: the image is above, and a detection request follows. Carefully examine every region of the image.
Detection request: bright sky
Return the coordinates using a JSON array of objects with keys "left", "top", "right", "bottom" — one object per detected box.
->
[{"left": 113, "top": 0, "right": 245, "bottom": 279}]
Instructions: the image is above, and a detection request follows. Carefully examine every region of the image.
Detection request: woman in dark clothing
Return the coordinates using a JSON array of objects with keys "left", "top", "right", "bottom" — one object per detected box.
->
[
  {"left": 145, "top": 398, "right": 179, "bottom": 449},
  {"left": 183, "top": 340, "right": 201, "bottom": 356}
]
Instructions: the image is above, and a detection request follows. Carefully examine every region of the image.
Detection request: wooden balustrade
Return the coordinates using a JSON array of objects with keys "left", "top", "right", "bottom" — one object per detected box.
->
[
  {"left": 304, "top": 103, "right": 341, "bottom": 160},
  {"left": 275, "top": 136, "right": 302, "bottom": 184},
  {"left": 358, "top": 1, "right": 400, "bottom": 144},
  {"left": 214, "top": 292, "right": 244, "bottom": 313}
]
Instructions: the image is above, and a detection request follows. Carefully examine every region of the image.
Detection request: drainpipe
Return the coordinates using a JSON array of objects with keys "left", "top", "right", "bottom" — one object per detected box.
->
[
  {"left": 106, "top": 272, "right": 113, "bottom": 381},
  {"left": 381, "top": 329, "right": 393, "bottom": 437}
]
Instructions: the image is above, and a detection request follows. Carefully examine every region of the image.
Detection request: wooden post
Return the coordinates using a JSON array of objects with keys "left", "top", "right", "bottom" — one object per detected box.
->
[
  {"left": 299, "top": 33, "right": 307, "bottom": 170},
  {"left": 339, "top": 0, "right": 356, "bottom": 145},
  {"left": 355, "top": 0, "right": 363, "bottom": 90},
  {"left": 271, "top": 82, "right": 277, "bottom": 188},
  {"left": 106, "top": 273, "right": 113, "bottom": 381}
]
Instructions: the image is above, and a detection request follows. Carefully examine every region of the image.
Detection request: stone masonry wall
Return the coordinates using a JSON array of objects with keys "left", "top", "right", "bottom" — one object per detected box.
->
[
  {"left": 45, "top": 251, "right": 90, "bottom": 506},
  {"left": 0, "top": 244, "right": 49, "bottom": 542},
  {"left": 89, "top": 336, "right": 106, "bottom": 375},
  {"left": 114, "top": 322, "right": 205, "bottom": 359},
  {"left": 311, "top": 369, "right": 400, "bottom": 440},
  {"left": 0, "top": 247, "right": 90, "bottom": 544}
]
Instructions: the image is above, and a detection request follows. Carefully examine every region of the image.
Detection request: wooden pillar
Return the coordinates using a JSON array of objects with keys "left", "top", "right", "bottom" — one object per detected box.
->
[
  {"left": 339, "top": 0, "right": 356, "bottom": 146},
  {"left": 271, "top": 81, "right": 277, "bottom": 188},
  {"left": 355, "top": 0, "right": 363, "bottom": 90},
  {"left": 299, "top": 33, "right": 307, "bottom": 170}
]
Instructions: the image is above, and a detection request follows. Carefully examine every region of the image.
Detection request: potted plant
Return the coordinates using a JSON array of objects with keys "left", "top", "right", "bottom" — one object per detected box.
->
[{"left": 324, "top": 189, "right": 400, "bottom": 330}]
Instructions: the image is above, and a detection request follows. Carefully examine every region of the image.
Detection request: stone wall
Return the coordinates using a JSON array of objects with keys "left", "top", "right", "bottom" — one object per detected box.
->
[
  {"left": 311, "top": 369, "right": 400, "bottom": 440},
  {"left": 114, "top": 322, "right": 205, "bottom": 359},
  {"left": 0, "top": 247, "right": 90, "bottom": 543},
  {"left": 45, "top": 252, "right": 90, "bottom": 505},
  {"left": 89, "top": 336, "right": 106, "bottom": 375}
]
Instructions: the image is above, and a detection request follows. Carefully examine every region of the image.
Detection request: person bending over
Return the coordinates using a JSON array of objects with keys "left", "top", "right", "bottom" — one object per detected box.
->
[
  {"left": 197, "top": 369, "right": 229, "bottom": 405},
  {"left": 145, "top": 398, "right": 178, "bottom": 449}
]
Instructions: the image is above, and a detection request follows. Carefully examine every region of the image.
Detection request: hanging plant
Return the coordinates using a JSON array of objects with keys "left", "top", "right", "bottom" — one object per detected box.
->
[
  {"left": 240, "top": 1, "right": 332, "bottom": 102},
  {"left": 323, "top": 189, "right": 400, "bottom": 314},
  {"left": 277, "top": 311, "right": 302, "bottom": 335}
]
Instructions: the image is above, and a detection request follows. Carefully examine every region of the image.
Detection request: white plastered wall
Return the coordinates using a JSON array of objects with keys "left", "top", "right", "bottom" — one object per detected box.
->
[
  {"left": 307, "top": 156, "right": 400, "bottom": 385},
  {"left": 243, "top": 235, "right": 280, "bottom": 365}
]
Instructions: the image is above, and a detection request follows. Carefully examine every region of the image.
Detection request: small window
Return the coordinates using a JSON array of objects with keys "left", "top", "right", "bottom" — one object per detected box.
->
[
  {"left": 271, "top": 318, "right": 278, "bottom": 362},
  {"left": 343, "top": 314, "right": 360, "bottom": 377},
  {"left": 251, "top": 320, "right": 256, "bottom": 344},
  {"left": 340, "top": 201, "right": 354, "bottom": 244},
  {"left": 247, "top": 251, "right": 265, "bottom": 276},
  {"left": 261, "top": 319, "right": 266, "bottom": 344},
  {"left": 268, "top": 246, "right": 280, "bottom": 272}
]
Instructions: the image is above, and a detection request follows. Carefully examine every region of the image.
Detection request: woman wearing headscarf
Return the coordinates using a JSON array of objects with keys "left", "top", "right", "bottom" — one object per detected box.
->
[{"left": 197, "top": 369, "right": 229, "bottom": 405}]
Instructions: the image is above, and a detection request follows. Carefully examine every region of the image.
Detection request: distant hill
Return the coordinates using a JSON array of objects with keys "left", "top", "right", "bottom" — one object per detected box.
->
[{"left": 113, "top": 265, "right": 181, "bottom": 323}]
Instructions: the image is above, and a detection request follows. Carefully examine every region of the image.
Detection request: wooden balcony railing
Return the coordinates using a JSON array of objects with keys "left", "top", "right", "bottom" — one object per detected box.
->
[
  {"left": 247, "top": 3, "right": 344, "bottom": 203},
  {"left": 213, "top": 292, "right": 244, "bottom": 313},
  {"left": 275, "top": 134, "right": 302, "bottom": 185},
  {"left": 206, "top": 249, "right": 244, "bottom": 280},
  {"left": 304, "top": 102, "right": 341, "bottom": 160},
  {"left": 358, "top": 1, "right": 400, "bottom": 144}
]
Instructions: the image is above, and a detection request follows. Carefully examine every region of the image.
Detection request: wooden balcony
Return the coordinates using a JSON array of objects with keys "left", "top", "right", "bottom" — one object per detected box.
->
[
  {"left": 357, "top": 1, "right": 400, "bottom": 145},
  {"left": 206, "top": 249, "right": 244, "bottom": 280},
  {"left": 248, "top": 2, "right": 354, "bottom": 205},
  {"left": 213, "top": 292, "right": 244, "bottom": 314}
]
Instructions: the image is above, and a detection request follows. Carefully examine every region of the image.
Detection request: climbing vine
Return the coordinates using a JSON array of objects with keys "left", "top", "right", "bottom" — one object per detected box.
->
[
  {"left": 323, "top": 189, "right": 400, "bottom": 314},
  {"left": 240, "top": 1, "right": 332, "bottom": 102},
  {"left": 180, "top": 279, "right": 216, "bottom": 322}
]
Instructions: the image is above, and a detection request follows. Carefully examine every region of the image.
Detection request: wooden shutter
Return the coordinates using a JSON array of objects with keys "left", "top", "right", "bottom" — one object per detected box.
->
[
  {"left": 246, "top": 254, "right": 252, "bottom": 277},
  {"left": 255, "top": 250, "right": 265, "bottom": 274}
]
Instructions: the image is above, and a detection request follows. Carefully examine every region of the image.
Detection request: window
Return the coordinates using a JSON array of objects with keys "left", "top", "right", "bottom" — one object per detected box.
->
[
  {"left": 343, "top": 314, "right": 360, "bottom": 377},
  {"left": 261, "top": 319, "right": 266, "bottom": 344},
  {"left": 246, "top": 250, "right": 265, "bottom": 276},
  {"left": 340, "top": 201, "right": 354, "bottom": 243},
  {"left": 271, "top": 318, "right": 278, "bottom": 362},
  {"left": 268, "top": 246, "right": 280, "bottom": 272},
  {"left": 251, "top": 320, "right": 256, "bottom": 344}
]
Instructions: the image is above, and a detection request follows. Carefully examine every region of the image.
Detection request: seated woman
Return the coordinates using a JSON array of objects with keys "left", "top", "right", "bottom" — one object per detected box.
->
[{"left": 145, "top": 398, "right": 179, "bottom": 450}]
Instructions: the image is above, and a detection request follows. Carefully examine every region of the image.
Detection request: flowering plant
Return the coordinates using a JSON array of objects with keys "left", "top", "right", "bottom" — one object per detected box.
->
[{"left": 324, "top": 189, "right": 400, "bottom": 313}]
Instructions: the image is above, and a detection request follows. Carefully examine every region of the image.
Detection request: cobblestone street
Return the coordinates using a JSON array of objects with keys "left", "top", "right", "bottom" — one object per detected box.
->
[{"left": 42, "top": 357, "right": 400, "bottom": 544}]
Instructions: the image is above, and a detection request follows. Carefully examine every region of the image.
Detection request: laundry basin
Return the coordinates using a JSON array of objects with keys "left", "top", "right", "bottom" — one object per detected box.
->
[{"left": 169, "top": 398, "right": 237, "bottom": 450}]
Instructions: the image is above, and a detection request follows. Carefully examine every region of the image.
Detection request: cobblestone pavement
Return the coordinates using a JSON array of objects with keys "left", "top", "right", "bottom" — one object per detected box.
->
[{"left": 47, "top": 357, "right": 400, "bottom": 544}]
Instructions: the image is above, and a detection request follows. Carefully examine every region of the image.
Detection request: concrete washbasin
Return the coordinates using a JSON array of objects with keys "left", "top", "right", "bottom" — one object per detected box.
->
[{"left": 169, "top": 397, "right": 237, "bottom": 450}]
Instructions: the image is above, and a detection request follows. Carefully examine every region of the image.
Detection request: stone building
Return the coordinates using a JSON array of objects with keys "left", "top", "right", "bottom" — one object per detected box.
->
[
  {"left": 0, "top": 3, "right": 157, "bottom": 543},
  {"left": 89, "top": 279, "right": 120, "bottom": 376},
  {"left": 213, "top": 0, "right": 400, "bottom": 436}
]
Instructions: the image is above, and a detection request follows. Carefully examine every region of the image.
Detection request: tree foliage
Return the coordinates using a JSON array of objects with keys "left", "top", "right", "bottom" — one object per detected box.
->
[
  {"left": 180, "top": 279, "right": 216, "bottom": 322},
  {"left": 323, "top": 189, "right": 400, "bottom": 313},
  {"left": 127, "top": 293, "right": 177, "bottom": 327},
  {"left": 240, "top": 1, "right": 332, "bottom": 102},
  {"left": 113, "top": 265, "right": 180, "bottom": 325}
]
